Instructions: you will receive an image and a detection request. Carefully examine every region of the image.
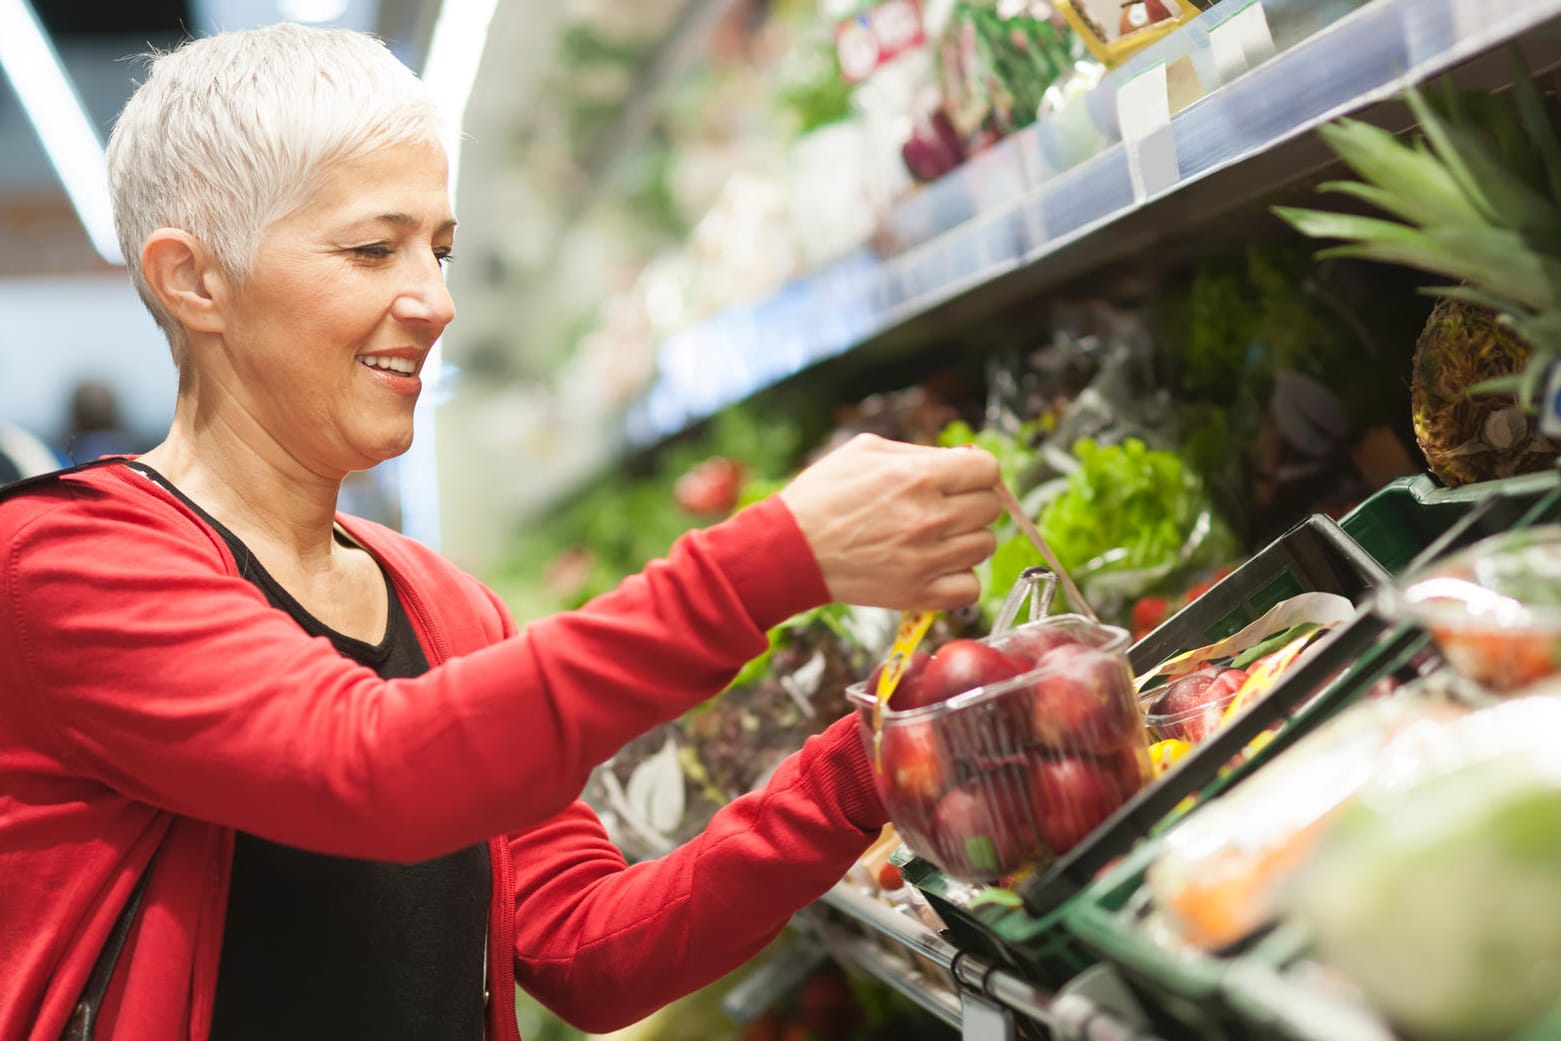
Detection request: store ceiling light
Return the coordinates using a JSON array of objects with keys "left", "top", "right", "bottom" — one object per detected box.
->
[
  {"left": 421, "top": 0, "right": 499, "bottom": 196},
  {"left": 0, "top": 0, "right": 122, "bottom": 265}
]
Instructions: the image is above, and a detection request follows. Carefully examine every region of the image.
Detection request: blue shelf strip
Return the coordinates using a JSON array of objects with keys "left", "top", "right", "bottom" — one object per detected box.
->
[{"left": 623, "top": 0, "right": 1561, "bottom": 447}]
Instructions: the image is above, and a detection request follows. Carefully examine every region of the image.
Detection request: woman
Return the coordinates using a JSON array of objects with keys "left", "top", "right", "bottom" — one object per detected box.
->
[{"left": 0, "top": 23, "right": 1002, "bottom": 1041}]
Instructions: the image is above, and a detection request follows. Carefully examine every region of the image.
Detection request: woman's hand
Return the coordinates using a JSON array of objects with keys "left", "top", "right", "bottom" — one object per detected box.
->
[{"left": 779, "top": 434, "right": 1003, "bottom": 610}]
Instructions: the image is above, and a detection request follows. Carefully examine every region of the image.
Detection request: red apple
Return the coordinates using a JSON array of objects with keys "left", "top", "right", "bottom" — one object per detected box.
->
[
  {"left": 998, "top": 624, "right": 1081, "bottom": 667},
  {"left": 910, "top": 639, "right": 1031, "bottom": 708},
  {"left": 865, "top": 649, "right": 931, "bottom": 710},
  {"left": 878, "top": 718, "right": 950, "bottom": 809},
  {"left": 1032, "top": 756, "right": 1127, "bottom": 855},
  {"left": 931, "top": 774, "right": 1037, "bottom": 878},
  {"left": 1030, "top": 643, "right": 1137, "bottom": 753},
  {"left": 1148, "top": 666, "right": 1248, "bottom": 743},
  {"left": 1151, "top": 667, "right": 1217, "bottom": 717},
  {"left": 1099, "top": 744, "right": 1152, "bottom": 803}
]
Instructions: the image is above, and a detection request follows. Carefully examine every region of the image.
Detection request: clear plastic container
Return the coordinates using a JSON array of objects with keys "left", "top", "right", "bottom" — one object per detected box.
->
[
  {"left": 1382, "top": 525, "right": 1561, "bottom": 693},
  {"left": 1141, "top": 666, "right": 1249, "bottom": 744},
  {"left": 847, "top": 605, "right": 1150, "bottom": 882}
]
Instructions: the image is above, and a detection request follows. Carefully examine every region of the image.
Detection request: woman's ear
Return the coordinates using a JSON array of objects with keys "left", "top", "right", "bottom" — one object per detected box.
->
[{"left": 141, "top": 229, "right": 226, "bottom": 335}]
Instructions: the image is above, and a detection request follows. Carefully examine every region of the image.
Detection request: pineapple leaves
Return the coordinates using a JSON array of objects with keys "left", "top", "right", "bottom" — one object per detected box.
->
[
  {"left": 1316, "top": 120, "right": 1483, "bottom": 227},
  {"left": 1272, "top": 207, "right": 1418, "bottom": 245},
  {"left": 1407, "top": 84, "right": 1561, "bottom": 250},
  {"left": 1276, "top": 207, "right": 1559, "bottom": 311},
  {"left": 1510, "top": 48, "right": 1561, "bottom": 206},
  {"left": 1419, "top": 284, "right": 1534, "bottom": 322},
  {"left": 1506, "top": 310, "right": 1561, "bottom": 356},
  {"left": 1467, "top": 374, "right": 1526, "bottom": 398}
]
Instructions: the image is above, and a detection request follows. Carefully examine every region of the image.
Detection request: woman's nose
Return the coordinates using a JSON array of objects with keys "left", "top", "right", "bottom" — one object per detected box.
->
[{"left": 393, "top": 255, "right": 456, "bottom": 329}]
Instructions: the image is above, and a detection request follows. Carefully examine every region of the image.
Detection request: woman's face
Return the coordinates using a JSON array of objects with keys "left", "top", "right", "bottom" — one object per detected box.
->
[{"left": 215, "top": 139, "right": 456, "bottom": 475}]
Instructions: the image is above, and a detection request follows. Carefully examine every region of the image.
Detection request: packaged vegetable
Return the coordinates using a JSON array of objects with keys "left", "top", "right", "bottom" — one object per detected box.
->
[
  {"left": 1054, "top": 0, "right": 1197, "bottom": 66},
  {"left": 1382, "top": 525, "right": 1561, "bottom": 693},
  {"left": 936, "top": 0, "right": 1082, "bottom": 152},
  {"left": 1146, "top": 695, "right": 1467, "bottom": 951},
  {"left": 1291, "top": 693, "right": 1561, "bottom": 1040},
  {"left": 1030, "top": 437, "right": 1237, "bottom": 621}
]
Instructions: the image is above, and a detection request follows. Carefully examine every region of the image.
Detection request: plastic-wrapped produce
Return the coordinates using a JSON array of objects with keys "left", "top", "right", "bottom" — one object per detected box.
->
[
  {"left": 1290, "top": 693, "right": 1561, "bottom": 1041},
  {"left": 1145, "top": 694, "right": 1468, "bottom": 951},
  {"left": 589, "top": 611, "right": 876, "bottom": 859},
  {"left": 1382, "top": 525, "right": 1561, "bottom": 693},
  {"left": 936, "top": 0, "right": 1083, "bottom": 152}
]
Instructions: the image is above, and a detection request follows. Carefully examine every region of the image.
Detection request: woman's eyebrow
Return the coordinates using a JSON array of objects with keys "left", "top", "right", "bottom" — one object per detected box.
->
[{"left": 352, "top": 213, "right": 459, "bottom": 233}]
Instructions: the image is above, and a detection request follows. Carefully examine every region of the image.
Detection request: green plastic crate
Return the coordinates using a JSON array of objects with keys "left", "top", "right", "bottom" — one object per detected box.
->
[
  {"left": 891, "top": 848, "right": 1097, "bottom": 987},
  {"left": 1339, "top": 470, "right": 1559, "bottom": 576}
]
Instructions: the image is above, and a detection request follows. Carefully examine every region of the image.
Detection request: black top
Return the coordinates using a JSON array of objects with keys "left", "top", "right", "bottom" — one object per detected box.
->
[{"left": 126, "top": 463, "right": 491, "bottom": 1041}]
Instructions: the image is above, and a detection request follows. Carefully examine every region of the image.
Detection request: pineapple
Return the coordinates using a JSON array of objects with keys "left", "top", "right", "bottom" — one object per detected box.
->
[
  {"left": 1276, "top": 53, "right": 1561, "bottom": 485},
  {"left": 1413, "top": 297, "right": 1557, "bottom": 485}
]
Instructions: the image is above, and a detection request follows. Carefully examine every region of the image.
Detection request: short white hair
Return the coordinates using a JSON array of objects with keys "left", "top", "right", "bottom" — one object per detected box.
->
[{"left": 107, "top": 22, "right": 445, "bottom": 356}]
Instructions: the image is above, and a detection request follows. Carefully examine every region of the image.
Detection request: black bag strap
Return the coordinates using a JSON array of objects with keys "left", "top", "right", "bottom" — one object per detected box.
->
[
  {"left": 0, "top": 457, "right": 132, "bottom": 505},
  {"left": 60, "top": 863, "right": 152, "bottom": 1041},
  {"left": 3, "top": 460, "right": 161, "bottom": 1039}
]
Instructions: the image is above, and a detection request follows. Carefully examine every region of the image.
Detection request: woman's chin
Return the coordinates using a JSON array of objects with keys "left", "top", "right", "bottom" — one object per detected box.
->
[{"left": 354, "top": 429, "right": 415, "bottom": 468}]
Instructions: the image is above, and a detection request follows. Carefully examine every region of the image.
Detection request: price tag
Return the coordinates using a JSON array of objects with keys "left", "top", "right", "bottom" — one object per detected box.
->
[
  {"left": 1452, "top": 0, "right": 1529, "bottom": 38},
  {"left": 1540, "top": 360, "right": 1561, "bottom": 440},
  {"left": 871, "top": 609, "right": 937, "bottom": 768},
  {"left": 960, "top": 993, "right": 1016, "bottom": 1041},
  {"left": 1208, "top": 0, "right": 1275, "bottom": 85},
  {"left": 1115, "top": 62, "right": 1178, "bottom": 201}
]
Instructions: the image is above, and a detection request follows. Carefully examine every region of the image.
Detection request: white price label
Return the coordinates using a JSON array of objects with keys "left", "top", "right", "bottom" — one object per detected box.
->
[
  {"left": 1541, "top": 361, "right": 1561, "bottom": 440},
  {"left": 1116, "top": 63, "right": 1178, "bottom": 200},
  {"left": 1208, "top": 0, "right": 1276, "bottom": 84}
]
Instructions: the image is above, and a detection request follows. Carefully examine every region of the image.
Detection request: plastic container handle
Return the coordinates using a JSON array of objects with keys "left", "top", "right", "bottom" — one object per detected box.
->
[{"left": 991, "top": 566, "right": 1059, "bottom": 636}]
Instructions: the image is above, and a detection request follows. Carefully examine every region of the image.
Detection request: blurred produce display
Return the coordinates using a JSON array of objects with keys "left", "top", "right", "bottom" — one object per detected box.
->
[
  {"left": 488, "top": 232, "right": 1437, "bottom": 900},
  {"left": 934, "top": 0, "right": 1082, "bottom": 156}
]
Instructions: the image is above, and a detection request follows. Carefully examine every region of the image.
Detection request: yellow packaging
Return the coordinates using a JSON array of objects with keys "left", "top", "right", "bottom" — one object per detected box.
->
[{"left": 1056, "top": 0, "right": 1198, "bottom": 65}]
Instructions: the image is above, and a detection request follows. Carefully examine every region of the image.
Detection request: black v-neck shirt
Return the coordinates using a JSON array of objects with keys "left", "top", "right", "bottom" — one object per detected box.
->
[{"left": 126, "top": 463, "right": 491, "bottom": 1041}]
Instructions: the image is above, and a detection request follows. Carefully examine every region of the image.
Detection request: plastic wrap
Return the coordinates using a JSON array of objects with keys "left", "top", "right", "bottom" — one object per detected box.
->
[
  {"left": 1144, "top": 693, "right": 1469, "bottom": 951},
  {"left": 1382, "top": 525, "right": 1561, "bottom": 693},
  {"left": 588, "top": 613, "right": 878, "bottom": 859}
]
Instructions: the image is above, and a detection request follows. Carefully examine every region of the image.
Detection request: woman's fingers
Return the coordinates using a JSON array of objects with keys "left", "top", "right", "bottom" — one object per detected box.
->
[
  {"left": 939, "top": 488, "right": 1004, "bottom": 534},
  {"left": 778, "top": 434, "right": 1004, "bottom": 610},
  {"left": 931, "top": 444, "right": 1002, "bottom": 495}
]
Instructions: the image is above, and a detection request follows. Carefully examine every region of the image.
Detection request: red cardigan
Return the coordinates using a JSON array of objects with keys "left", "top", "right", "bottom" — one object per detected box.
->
[{"left": 0, "top": 463, "right": 887, "bottom": 1041}]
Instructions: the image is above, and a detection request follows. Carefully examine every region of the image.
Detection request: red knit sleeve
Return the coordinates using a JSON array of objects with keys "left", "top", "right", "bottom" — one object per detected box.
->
[
  {"left": 507, "top": 714, "right": 888, "bottom": 1033},
  {"left": 0, "top": 485, "right": 828, "bottom": 862}
]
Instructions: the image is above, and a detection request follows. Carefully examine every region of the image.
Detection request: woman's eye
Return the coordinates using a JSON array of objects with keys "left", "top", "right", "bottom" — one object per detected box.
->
[
  {"left": 351, "top": 244, "right": 395, "bottom": 259},
  {"left": 434, "top": 249, "right": 454, "bottom": 267}
]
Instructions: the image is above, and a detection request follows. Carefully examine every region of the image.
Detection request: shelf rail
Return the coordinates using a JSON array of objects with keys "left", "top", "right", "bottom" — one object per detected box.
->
[{"left": 817, "top": 883, "right": 1171, "bottom": 1041}]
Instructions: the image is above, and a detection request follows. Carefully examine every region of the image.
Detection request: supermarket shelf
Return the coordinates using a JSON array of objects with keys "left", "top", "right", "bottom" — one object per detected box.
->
[
  {"left": 623, "top": 0, "right": 1561, "bottom": 447},
  {"left": 813, "top": 883, "right": 1171, "bottom": 1041}
]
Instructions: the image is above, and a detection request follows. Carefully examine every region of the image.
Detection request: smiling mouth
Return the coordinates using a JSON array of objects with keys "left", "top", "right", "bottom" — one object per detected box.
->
[{"left": 358, "top": 354, "right": 420, "bottom": 376}]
